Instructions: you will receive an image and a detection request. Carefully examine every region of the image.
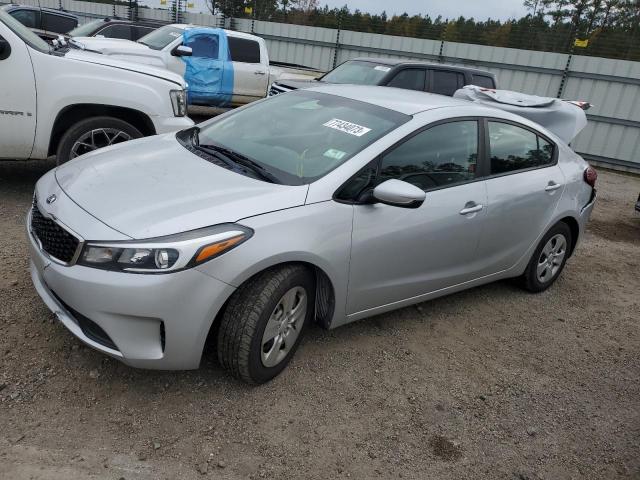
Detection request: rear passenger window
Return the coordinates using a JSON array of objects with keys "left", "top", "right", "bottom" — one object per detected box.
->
[
  {"left": 228, "top": 37, "right": 260, "bottom": 63},
  {"left": 42, "top": 13, "right": 77, "bottom": 33},
  {"left": 378, "top": 121, "right": 478, "bottom": 190},
  {"left": 98, "top": 24, "right": 132, "bottom": 40},
  {"left": 386, "top": 69, "right": 426, "bottom": 91},
  {"left": 431, "top": 70, "right": 464, "bottom": 96},
  {"left": 471, "top": 74, "right": 495, "bottom": 89},
  {"left": 488, "top": 122, "right": 555, "bottom": 174},
  {"left": 10, "top": 9, "right": 40, "bottom": 29}
]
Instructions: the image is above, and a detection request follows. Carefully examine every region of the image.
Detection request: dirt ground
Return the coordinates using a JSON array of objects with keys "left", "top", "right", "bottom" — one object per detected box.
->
[{"left": 0, "top": 161, "right": 638, "bottom": 480}]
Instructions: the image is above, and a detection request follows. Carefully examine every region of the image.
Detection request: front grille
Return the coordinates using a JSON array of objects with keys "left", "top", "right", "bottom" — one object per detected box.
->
[
  {"left": 31, "top": 199, "right": 80, "bottom": 264},
  {"left": 51, "top": 290, "right": 119, "bottom": 351}
]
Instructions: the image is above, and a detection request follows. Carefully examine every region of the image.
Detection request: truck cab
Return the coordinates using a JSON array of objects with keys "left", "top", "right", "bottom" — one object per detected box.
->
[
  {"left": 0, "top": 10, "right": 193, "bottom": 163},
  {"left": 73, "top": 24, "right": 319, "bottom": 107}
]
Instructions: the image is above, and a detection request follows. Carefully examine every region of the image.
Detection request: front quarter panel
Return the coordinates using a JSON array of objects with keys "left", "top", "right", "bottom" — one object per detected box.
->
[
  {"left": 29, "top": 49, "right": 178, "bottom": 158},
  {"left": 196, "top": 201, "right": 354, "bottom": 327}
]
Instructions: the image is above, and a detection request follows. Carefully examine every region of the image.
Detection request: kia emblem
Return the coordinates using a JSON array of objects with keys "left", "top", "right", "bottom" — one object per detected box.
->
[{"left": 46, "top": 194, "right": 57, "bottom": 205}]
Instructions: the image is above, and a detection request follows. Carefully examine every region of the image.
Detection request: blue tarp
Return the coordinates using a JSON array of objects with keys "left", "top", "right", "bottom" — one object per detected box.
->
[{"left": 181, "top": 28, "right": 234, "bottom": 107}]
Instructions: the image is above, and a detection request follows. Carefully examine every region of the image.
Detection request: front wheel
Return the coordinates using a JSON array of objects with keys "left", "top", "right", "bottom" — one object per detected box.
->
[
  {"left": 521, "top": 222, "right": 572, "bottom": 293},
  {"left": 217, "top": 265, "right": 315, "bottom": 384},
  {"left": 56, "top": 116, "right": 143, "bottom": 164}
]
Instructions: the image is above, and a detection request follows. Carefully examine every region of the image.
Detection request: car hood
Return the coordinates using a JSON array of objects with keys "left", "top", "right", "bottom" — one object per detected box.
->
[
  {"left": 64, "top": 48, "right": 186, "bottom": 87},
  {"left": 71, "top": 36, "right": 151, "bottom": 53},
  {"left": 54, "top": 134, "right": 309, "bottom": 239}
]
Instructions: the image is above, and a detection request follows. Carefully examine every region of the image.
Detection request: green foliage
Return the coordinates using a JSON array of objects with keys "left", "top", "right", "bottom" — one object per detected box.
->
[{"left": 199, "top": 0, "right": 640, "bottom": 60}]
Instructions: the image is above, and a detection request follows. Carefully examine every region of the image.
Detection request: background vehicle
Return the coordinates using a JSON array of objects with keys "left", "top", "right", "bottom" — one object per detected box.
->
[
  {"left": 66, "top": 16, "right": 166, "bottom": 41},
  {"left": 0, "top": 10, "right": 193, "bottom": 163},
  {"left": 28, "top": 85, "right": 596, "bottom": 384},
  {"left": 269, "top": 57, "right": 497, "bottom": 97},
  {"left": 73, "top": 24, "right": 322, "bottom": 107},
  {"left": 1, "top": 3, "right": 77, "bottom": 41}
]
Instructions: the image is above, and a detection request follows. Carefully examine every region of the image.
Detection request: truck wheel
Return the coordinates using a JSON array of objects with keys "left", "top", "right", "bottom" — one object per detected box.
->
[
  {"left": 56, "top": 116, "right": 143, "bottom": 164},
  {"left": 217, "top": 265, "right": 315, "bottom": 384}
]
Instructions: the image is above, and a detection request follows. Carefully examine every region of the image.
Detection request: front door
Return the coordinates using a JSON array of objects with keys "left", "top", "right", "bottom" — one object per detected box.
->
[
  {"left": 0, "top": 28, "right": 36, "bottom": 159},
  {"left": 476, "top": 120, "right": 566, "bottom": 274},
  {"left": 347, "top": 119, "right": 488, "bottom": 314},
  {"left": 179, "top": 28, "right": 234, "bottom": 107}
]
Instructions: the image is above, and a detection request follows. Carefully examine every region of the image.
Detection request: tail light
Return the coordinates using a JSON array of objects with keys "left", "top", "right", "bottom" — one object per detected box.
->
[{"left": 584, "top": 166, "right": 597, "bottom": 188}]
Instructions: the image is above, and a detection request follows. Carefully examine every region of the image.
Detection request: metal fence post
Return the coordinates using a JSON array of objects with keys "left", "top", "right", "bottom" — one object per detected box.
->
[
  {"left": 332, "top": 11, "right": 343, "bottom": 69},
  {"left": 438, "top": 39, "right": 445, "bottom": 63},
  {"left": 557, "top": 30, "right": 577, "bottom": 99}
]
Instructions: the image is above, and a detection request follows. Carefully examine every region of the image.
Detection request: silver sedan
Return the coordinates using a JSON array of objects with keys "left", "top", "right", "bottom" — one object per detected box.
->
[{"left": 28, "top": 85, "right": 597, "bottom": 384}]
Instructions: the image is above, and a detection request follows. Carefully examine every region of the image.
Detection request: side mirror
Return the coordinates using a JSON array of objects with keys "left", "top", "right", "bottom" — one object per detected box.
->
[
  {"left": 172, "top": 45, "right": 192, "bottom": 57},
  {"left": 372, "top": 179, "right": 426, "bottom": 208},
  {"left": 0, "top": 37, "right": 11, "bottom": 61}
]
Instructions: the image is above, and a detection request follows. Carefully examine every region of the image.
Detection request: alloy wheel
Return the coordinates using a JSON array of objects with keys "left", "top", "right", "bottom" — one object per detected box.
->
[
  {"left": 70, "top": 128, "right": 132, "bottom": 158},
  {"left": 536, "top": 233, "right": 567, "bottom": 283},
  {"left": 261, "top": 286, "right": 307, "bottom": 368}
]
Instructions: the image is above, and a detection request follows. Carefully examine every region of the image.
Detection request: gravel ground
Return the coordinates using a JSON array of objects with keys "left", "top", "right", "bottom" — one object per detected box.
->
[{"left": 0, "top": 160, "right": 638, "bottom": 480}]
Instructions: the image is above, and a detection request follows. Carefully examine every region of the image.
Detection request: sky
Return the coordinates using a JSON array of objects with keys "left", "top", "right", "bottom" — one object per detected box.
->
[{"left": 320, "top": 0, "right": 529, "bottom": 21}]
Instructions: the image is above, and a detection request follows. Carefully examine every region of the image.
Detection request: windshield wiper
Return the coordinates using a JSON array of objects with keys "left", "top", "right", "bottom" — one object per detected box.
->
[{"left": 197, "top": 142, "right": 281, "bottom": 184}]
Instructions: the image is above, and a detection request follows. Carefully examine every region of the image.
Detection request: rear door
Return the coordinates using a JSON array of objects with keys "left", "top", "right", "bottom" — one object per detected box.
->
[
  {"left": 475, "top": 119, "right": 565, "bottom": 274},
  {"left": 228, "top": 36, "right": 268, "bottom": 104},
  {"left": 429, "top": 69, "right": 465, "bottom": 96}
]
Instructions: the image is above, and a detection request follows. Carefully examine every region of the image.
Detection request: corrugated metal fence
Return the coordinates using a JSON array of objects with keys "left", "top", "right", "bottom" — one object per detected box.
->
[{"left": 5, "top": 0, "right": 640, "bottom": 172}]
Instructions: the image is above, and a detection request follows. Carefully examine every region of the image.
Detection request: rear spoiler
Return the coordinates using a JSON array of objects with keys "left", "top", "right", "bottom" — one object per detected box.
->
[{"left": 453, "top": 85, "right": 588, "bottom": 144}]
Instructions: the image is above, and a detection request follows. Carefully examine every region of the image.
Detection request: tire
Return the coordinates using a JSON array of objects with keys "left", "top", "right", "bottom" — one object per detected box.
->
[
  {"left": 521, "top": 222, "right": 572, "bottom": 293},
  {"left": 56, "top": 116, "right": 143, "bottom": 164},
  {"left": 217, "top": 265, "right": 315, "bottom": 384}
]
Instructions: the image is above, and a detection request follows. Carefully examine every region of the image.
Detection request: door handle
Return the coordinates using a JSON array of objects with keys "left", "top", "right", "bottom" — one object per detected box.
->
[
  {"left": 254, "top": 70, "right": 266, "bottom": 75},
  {"left": 545, "top": 181, "right": 563, "bottom": 192},
  {"left": 459, "top": 202, "right": 484, "bottom": 215}
]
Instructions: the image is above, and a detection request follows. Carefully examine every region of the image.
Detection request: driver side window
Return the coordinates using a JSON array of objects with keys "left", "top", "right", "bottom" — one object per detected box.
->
[
  {"left": 378, "top": 120, "right": 479, "bottom": 190},
  {"left": 185, "top": 34, "right": 219, "bottom": 59}
]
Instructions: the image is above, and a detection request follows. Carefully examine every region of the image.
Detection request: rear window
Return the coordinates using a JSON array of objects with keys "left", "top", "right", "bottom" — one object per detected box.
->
[
  {"left": 10, "top": 9, "right": 39, "bottom": 29},
  {"left": 42, "top": 12, "right": 77, "bottom": 33},
  {"left": 321, "top": 61, "right": 391, "bottom": 85},
  {"left": 138, "top": 25, "right": 183, "bottom": 50},
  {"left": 471, "top": 74, "right": 495, "bottom": 89},
  {"left": 228, "top": 36, "right": 260, "bottom": 63},
  {"left": 97, "top": 24, "right": 133, "bottom": 40}
]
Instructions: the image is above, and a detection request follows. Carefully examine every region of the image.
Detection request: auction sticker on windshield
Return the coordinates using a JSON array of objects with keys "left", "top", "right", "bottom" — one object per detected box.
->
[{"left": 323, "top": 119, "right": 372, "bottom": 137}]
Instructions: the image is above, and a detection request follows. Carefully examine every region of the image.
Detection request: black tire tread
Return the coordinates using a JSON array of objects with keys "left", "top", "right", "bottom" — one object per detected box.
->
[{"left": 217, "top": 264, "right": 309, "bottom": 384}]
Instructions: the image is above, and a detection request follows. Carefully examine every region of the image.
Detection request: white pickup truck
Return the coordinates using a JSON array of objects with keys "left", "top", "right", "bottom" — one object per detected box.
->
[
  {"left": 72, "top": 24, "right": 321, "bottom": 108},
  {"left": 0, "top": 10, "right": 193, "bottom": 164}
]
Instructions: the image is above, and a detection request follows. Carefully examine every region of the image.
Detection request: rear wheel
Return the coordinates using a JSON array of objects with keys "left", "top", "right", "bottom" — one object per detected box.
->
[
  {"left": 56, "top": 116, "right": 143, "bottom": 164},
  {"left": 217, "top": 265, "right": 315, "bottom": 384},
  {"left": 521, "top": 222, "right": 572, "bottom": 293}
]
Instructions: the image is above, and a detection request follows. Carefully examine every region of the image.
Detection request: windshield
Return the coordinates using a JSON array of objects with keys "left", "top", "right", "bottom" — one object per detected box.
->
[
  {"left": 0, "top": 9, "right": 50, "bottom": 53},
  {"left": 138, "top": 25, "right": 183, "bottom": 50},
  {"left": 321, "top": 61, "right": 391, "bottom": 85},
  {"left": 68, "top": 18, "right": 105, "bottom": 37},
  {"left": 194, "top": 90, "right": 409, "bottom": 185}
]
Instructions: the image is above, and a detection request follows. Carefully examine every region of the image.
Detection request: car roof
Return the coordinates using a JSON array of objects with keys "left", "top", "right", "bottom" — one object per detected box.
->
[
  {"left": 88, "top": 17, "right": 166, "bottom": 26},
  {"left": 307, "top": 84, "right": 475, "bottom": 115},
  {"left": 3, "top": 3, "right": 76, "bottom": 17},
  {"left": 349, "top": 57, "right": 495, "bottom": 77}
]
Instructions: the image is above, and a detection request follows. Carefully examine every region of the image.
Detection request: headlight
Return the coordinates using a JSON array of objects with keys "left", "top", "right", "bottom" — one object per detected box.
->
[
  {"left": 170, "top": 89, "right": 187, "bottom": 117},
  {"left": 78, "top": 224, "right": 252, "bottom": 273}
]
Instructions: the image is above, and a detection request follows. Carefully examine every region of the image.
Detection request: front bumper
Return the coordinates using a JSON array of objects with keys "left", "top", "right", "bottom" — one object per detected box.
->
[
  {"left": 151, "top": 115, "right": 194, "bottom": 135},
  {"left": 28, "top": 219, "right": 235, "bottom": 370}
]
